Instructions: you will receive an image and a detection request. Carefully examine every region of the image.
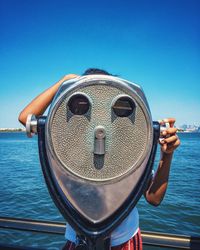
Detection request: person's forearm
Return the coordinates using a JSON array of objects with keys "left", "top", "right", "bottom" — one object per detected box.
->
[
  {"left": 144, "top": 118, "right": 180, "bottom": 206},
  {"left": 18, "top": 74, "right": 78, "bottom": 126},
  {"left": 145, "top": 152, "right": 173, "bottom": 206}
]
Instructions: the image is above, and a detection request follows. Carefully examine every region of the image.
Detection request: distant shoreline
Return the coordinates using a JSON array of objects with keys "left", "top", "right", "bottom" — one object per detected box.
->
[
  {"left": 0, "top": 128, "right": 199, "bottom": 133},
  {"left": 0, "top": 128, "right": 25, "bottom": 132}
]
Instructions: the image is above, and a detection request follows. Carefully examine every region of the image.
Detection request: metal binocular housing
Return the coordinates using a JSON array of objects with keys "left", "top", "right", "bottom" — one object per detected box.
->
[{"left": 26, "top": 75, "right": 160, "bottom": 249}]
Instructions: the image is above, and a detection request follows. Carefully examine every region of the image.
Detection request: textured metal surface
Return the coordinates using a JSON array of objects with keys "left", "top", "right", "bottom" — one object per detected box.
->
[
  {"left": 48, "top": 83, "right": 151, "bottom": 181},
  {"left": 43, "top": 76, "right": 154, "bottom": 223}
]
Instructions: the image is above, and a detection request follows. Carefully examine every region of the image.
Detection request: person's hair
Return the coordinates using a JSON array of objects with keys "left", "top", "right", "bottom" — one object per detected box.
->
[{"left": 82, "top": 68, "right": 112, "bottom": 76}]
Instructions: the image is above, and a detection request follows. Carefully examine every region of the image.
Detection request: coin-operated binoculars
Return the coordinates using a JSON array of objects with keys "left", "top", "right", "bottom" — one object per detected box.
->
[{"left": 26, "top": 75, "right": 160, "bottom": 250}]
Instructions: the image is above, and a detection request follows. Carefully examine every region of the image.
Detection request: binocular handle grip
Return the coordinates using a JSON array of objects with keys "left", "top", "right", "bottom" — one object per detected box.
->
[{"left": 26, "top": 114, "right": 38, "bottom": 138}]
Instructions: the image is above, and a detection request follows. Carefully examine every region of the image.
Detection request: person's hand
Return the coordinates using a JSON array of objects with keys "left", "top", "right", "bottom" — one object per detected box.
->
[
  {"left": 159, "top": 118, "right": 180, "bottom": 154},
  {"left": 58, "top": 74, "right": 78, "bottom": 85}
]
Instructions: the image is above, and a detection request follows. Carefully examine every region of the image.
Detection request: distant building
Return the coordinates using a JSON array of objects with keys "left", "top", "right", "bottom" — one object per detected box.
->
[
  {"left": 179, "top": 124, "right": 200, "bottom": 133},
  {"left": 181, "top": 124, "right": 188, "bottom": 130}
]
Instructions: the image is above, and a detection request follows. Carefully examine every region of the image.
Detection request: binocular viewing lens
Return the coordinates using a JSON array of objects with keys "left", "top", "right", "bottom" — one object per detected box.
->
[
  {"left": 113, "top": 97, "right": 135, "bottom": 117},
  {"left": 68, "top": 94, "right": 90, "bottom": 115}
]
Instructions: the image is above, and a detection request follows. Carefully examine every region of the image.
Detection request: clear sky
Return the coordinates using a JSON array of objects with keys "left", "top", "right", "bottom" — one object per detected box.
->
[{"left": 0, "top": 0, "right": 199, "bottom": 128}]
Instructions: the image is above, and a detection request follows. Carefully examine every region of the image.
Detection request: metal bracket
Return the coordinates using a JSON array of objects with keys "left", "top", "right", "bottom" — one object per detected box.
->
[{"left": 26, "top": 114, "right": 38, "bottom": 138}]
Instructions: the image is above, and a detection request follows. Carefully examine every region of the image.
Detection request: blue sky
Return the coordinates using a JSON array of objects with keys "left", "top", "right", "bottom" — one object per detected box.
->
[{"left": 0, "top": 0, "right": 199, "bottom": 128}]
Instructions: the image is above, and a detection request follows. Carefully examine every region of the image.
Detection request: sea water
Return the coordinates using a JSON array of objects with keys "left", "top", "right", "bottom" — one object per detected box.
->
[{"left": 0, "top": 132, "right": 199, "bottom": 249}]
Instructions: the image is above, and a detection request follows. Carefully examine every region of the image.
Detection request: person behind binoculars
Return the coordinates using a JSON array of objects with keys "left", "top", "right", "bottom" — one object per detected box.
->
[{"left": 19, "top": 68, "right": 180, "bottom": 250}]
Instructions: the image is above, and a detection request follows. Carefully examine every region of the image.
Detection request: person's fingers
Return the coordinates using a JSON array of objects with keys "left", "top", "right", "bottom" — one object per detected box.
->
[
  {"left": 163, "top": 135, "right": 178, "bottom": 144},
  {"left": 165, "top": 118, "right": 176, "bottom": 127},
  {"left": 159, "top": 118, "right": 176, "bottom": 128},
  {"left": 167, "top": 139, "right": 181, "bottom": 149},
  {"left": 163, "top": 142, "right": 180, "bottom": 154},
  {"left": 161, "top": 137, "right": 180, "bottom": 153},
  {"left": 161, "top": 127, "right": 177, "bottom": 137},
  {"left": 158, "top": 118, "right": 180, "bottom": 154}
]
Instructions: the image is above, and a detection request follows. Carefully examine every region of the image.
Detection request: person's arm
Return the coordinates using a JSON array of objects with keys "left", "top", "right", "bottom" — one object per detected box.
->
[
  {"left": 18, "top": 74, "right": 78, "bottom": 126},
  {"left": 144, "top": 118, "right": 180, "bottom": 206}
]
